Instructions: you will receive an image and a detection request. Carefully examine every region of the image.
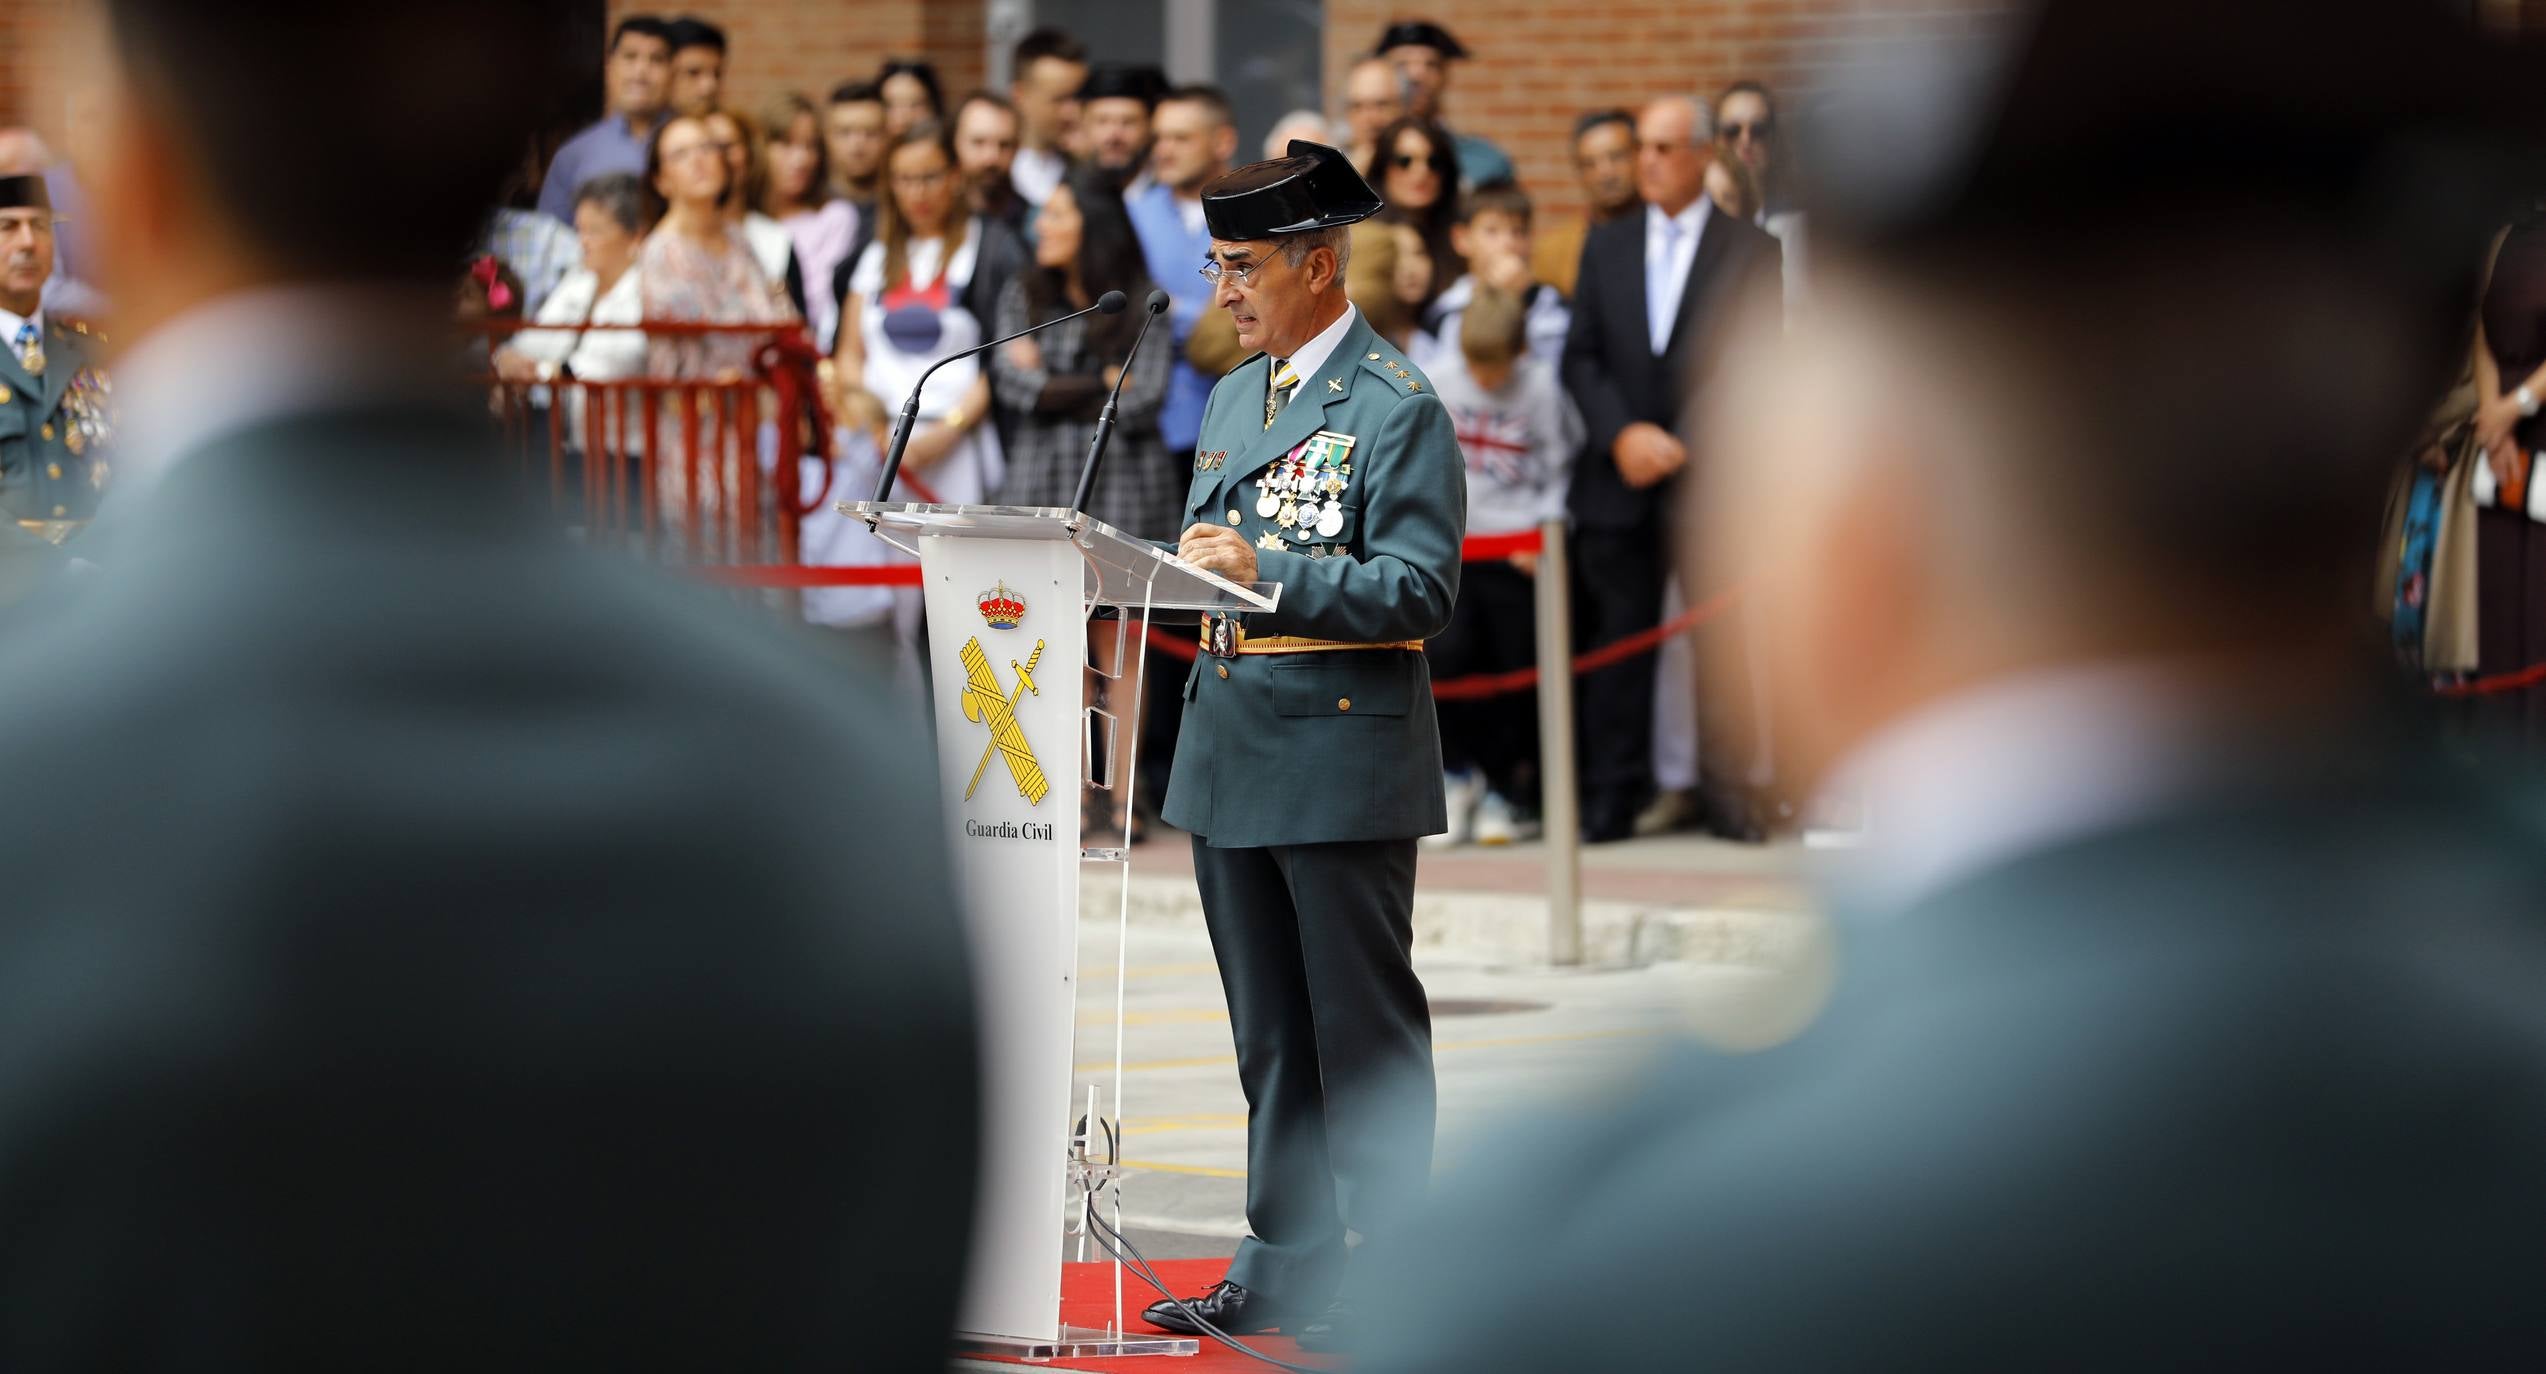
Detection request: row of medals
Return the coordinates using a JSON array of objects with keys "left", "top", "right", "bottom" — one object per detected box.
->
[
  {"left": 63, "top": 368, "right": 113, "bottom": 460},
  {"left": 24, "top": 340, "right": 115, "bottom": 460},
  {"left": 1255, "top": 450, "right": 1350, "bottom": 539}
]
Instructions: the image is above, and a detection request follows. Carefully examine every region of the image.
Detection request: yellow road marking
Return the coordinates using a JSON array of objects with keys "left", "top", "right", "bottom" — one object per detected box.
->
[
  {"left": 1075, "top": 1025, "right": 1665, "bottom": 1074},
  {"left": 1121, "top": 1114, "right": 1248, "bottom": 1132},
  {"left": 1078, "top": 962, "right": 1222, "bottom": 980},
  {"left": 1120, "top": 1158, "right": 1248, "bottom": 1179}
]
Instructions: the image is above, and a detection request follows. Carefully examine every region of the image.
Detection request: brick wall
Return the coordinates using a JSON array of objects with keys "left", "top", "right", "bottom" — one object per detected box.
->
[
  {"left": 602, "top": 0, "right": 987, "bottom": 127},
  {"left": 1321, "top": 0, "right": 2017, "bottom": 223},
  {"left": 0, "top": 0, "right": 70, "bottom": 129}
]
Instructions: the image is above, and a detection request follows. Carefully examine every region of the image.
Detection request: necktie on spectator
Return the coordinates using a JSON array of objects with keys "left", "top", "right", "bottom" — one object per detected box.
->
[
  {"left": 1263, "top": 359, "right": 1300, "bottom": 429},
  {"left": 12, "top": 321, "right": 39, "bottom": 378},
  {"left": 1648, "top": 218, "right": 1681, "bottom": 356}
]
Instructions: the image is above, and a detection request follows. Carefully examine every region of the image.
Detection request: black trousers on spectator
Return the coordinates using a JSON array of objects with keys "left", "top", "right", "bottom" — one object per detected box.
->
[
  {"left": 1572, "top": 518, "right": 1667, "bottom": 807},
  {"left": 1427, "top": 560, "right": 1541, "bottom": 806}
]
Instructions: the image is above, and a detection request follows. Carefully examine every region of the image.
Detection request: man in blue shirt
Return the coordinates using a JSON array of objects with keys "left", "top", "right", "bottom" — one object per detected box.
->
[
  {"left": 539, "top": 16, "right": 673, "bottom": 225},
  {"left": 1125, "top": 85, "right": 1238, "bottom": 456}
]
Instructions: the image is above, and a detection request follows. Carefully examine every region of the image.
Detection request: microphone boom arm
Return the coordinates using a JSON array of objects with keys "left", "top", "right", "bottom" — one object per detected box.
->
[{"left": 868, "top": 289, "right": 1128, "bottom": 507}]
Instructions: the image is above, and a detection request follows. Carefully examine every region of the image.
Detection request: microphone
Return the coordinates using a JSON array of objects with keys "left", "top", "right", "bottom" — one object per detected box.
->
[
  {"left": 869, "top": 288, "right": 1128, "bottom": 505},
  {"left": 1068, "top": 289, "right": 1172, "bottom": 520}
]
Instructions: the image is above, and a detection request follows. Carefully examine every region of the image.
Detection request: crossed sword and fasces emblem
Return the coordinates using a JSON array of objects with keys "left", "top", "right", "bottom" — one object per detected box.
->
[{"left": 960, "top": 636, "right": 1050, "bottom": 805}]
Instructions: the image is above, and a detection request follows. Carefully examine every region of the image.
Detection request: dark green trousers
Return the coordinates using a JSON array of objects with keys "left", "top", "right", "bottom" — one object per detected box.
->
[{"left": 1191, "top": 835, "right": 1435, "bottom": 1308}]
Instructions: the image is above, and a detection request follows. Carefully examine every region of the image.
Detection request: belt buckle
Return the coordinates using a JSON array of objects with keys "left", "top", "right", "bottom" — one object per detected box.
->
[{"left": 1202, "top": 616, "right": 1241, "bottom": 659}]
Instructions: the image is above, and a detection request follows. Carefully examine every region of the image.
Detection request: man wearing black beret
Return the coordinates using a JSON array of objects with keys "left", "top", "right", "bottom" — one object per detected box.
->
[
  {"left": 1376, "top": 19, "right": 1514, "bottom": 189},
  {"left": 1354, "top": 0, "right": 2546, "bottom": 1366},
  {"left": 1077, "top": 61, "right": 1171, "bottom": 189}
]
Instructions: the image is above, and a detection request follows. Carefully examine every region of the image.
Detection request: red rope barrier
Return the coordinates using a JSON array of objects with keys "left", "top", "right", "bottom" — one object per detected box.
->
[
  {"left": 2435, "top": 662, "right": 2546, "bottom": 698},
  {"left": 697, "top": 528, "right": 1730, "bottom": 702},
  {"left": 699, "top": 565, "right": 922, "bottom": 588}
]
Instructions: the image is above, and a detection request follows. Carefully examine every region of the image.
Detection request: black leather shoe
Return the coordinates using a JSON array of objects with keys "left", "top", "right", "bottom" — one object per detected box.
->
[
  {"left": 1140, "top": 1280, "right": 1290, "bottom": 1336},
  {"left": 1581, "top": 792, "right": 1638, "bottom": 844},
  {"left": 1293, "top": 1297, "right": 1357, "bottom": 1354}
]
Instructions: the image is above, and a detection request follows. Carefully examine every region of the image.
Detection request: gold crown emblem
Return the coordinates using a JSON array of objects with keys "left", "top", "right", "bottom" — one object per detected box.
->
[{"left": 976, "top": 580, "right": 1027, "bottom": 629}]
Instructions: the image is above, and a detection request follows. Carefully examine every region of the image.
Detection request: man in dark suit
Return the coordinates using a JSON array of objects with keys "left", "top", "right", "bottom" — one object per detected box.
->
[
  {"left": 0, "top": 3, "right": 976, "bottom": 1369},
  {"left": 1561, "top": 95, "right": 1780, "bottom": 843},
  {"left": 1356, "top": 0, "right": 2546, "bottom": 1366}
]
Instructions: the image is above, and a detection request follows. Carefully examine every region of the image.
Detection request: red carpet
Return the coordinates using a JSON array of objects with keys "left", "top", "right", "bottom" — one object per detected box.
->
[{"left": 963, "top": 1258, "right": 1344, "bottom": 1371}]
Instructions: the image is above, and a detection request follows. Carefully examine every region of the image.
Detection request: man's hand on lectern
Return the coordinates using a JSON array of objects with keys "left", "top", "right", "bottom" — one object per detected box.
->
[{"left": 1178, "top": 524, "right": 1259, "bottom": 585}]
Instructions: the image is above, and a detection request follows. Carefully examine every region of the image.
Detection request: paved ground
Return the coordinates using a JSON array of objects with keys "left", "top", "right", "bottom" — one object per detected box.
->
[
  {"left": 946, "top": 831, "right": 1829, "bottom": 1366},
  {"left": 1070, "top": 829, "right": 1829, "bottom": 1258}
]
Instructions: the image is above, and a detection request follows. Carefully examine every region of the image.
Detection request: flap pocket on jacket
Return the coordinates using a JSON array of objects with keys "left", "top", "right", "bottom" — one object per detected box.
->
[{"left": 1268, "top": 653, "right": 1414, "bottom": 718}]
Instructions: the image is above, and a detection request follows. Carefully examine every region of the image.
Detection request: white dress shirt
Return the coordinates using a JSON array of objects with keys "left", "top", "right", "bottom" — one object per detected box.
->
[
  {"left": 1644, "top": 197, "right": 1712, "bottom": 355},
  {"left": 1012, "top": 146, "right": 1067, "bottom": 208},
  {"left": 0, "top": 304, "right": 43, "bottom": 356},
  {"left": 1271, "top": 302, "right": 1361, "bottom": 408},
  {"left": 1816, "top": 661, "right": 2242, "bottom": 916}
]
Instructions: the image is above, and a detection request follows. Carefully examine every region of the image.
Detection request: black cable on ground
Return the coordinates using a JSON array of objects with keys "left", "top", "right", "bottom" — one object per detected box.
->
[{"left": 1080, "top": 1195, "right": 1324, "bottom": 1373}]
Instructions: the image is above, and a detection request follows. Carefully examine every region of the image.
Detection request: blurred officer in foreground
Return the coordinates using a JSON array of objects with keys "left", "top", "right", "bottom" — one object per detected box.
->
[
  {"left": 1357, "top": 1, "right": 2546, "bottom": 1368},
  {"left": 0, "top": 2, "right": 975, "bottom": 1369}
]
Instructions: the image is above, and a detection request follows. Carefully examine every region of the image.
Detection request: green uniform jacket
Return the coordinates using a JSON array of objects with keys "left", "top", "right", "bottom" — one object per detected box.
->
[
  {"left": 0, "top": 318, "right": 110, "bottom": 524},
  {"left": 1162, "top": 309, "right": 1466, "bottom": 848},
  {"left": 0, "top": 319, "right": 108, "bottom": 603}
]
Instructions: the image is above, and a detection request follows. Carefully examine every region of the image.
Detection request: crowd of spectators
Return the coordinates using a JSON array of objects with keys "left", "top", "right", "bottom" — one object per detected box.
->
[{"left": 450, "top": 12, "right": 1832, "bottom": 847}]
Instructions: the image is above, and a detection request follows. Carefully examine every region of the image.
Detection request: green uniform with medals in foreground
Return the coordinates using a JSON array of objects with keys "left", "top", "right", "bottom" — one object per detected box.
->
[
  {"left": 0, "top": 174, "right": 113, "bottom": 601},
  {"left": 1148, "top": 142, "right": 1466, "bottom": 1342}
]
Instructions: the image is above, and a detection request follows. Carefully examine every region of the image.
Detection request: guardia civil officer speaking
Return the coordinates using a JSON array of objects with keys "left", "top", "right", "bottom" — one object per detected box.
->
[{"left": 1146, "top": 139, "right": 1467, "bottom": 1355}]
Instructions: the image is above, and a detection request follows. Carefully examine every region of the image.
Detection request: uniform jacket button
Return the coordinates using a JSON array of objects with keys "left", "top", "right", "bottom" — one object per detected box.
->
[
  {"left": 1226, "top": 510, "right": 1241, "bottom": 525},
  {"left": 1337, "top": 697, "right": 1352, "bottom": 712},
  {"left": 1216, "top": 663, "right": 1229, "bottom": 679}
]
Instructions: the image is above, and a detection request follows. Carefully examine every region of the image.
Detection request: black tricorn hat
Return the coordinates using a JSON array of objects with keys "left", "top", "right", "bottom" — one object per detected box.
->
[
  {"left": 1376, "top": 20, "right": 1468, "bottom": 59},
  {"left": 1075, "top": 62, "right": 1170, "bottom": 109},
  {"left": 1201, "top": 140, "right": 1385, "bottom": 240},
  {"left": 0, "top": 175, "right": 50, "bottom": 214}
]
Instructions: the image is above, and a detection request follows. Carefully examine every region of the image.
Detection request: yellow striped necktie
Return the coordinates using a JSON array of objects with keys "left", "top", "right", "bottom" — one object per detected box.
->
[{"left": 1263, "top": 360, "right": 1300, "bottom": 429}]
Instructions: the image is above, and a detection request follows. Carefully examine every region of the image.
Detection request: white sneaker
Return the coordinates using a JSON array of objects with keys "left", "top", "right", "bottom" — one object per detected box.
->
[
  {"left": 1424, "top": 769, "right": 1485, "bottom": 848},
  {"left": 1472, "top": 791, "right": 1539, "bottom": 846}
]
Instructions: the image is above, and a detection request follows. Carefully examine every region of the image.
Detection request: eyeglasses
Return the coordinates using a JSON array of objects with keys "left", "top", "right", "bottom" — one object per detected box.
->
[
  {"left": 1198, "top": 257, "right": 1268, "bottom": 288},
  {"left": 890, "top": 168, "right": 953, "bottom": 190},
  {"left": 1721, "top": 120, "right": 1774, "bottom": 143},
  {"left": 1390, "top": 153, "right": 1435, "bottom": 171},
  {"left": 662, "top": 142, "right": 721, "bottom": 163}
]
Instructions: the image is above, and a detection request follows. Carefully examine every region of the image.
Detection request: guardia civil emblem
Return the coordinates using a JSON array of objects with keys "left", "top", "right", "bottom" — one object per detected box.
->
[{"left": 959, "top": 636, "right": 1049, "bottom": 805}]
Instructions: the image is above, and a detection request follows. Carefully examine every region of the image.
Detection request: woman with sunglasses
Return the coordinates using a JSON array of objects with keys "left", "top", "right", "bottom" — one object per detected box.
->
[
  {"left": 1367, "top": 116, "right": 1464, "bottom": 319},
  {"left": 1715, "top": 80, "right": 1806, "bottom": 308}
]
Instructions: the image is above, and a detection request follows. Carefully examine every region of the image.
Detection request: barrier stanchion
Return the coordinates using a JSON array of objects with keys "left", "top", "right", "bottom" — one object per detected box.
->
[{"left": 1533, "top": 519, "right": 1584, "bottom": 967}]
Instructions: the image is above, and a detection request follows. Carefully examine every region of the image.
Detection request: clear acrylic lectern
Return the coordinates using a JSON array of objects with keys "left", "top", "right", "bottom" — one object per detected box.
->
[{"left": 845, "top": 500, "right": 1279, "bottom": 1361}]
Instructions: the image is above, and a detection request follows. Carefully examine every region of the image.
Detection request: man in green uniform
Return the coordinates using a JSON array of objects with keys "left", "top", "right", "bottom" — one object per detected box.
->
[
  {"left": 0, "top": 173, "right": 110, "bottom": 594},
  {"left": 1141, "top": 141, "right": 1465, "bottom": 1352}
]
